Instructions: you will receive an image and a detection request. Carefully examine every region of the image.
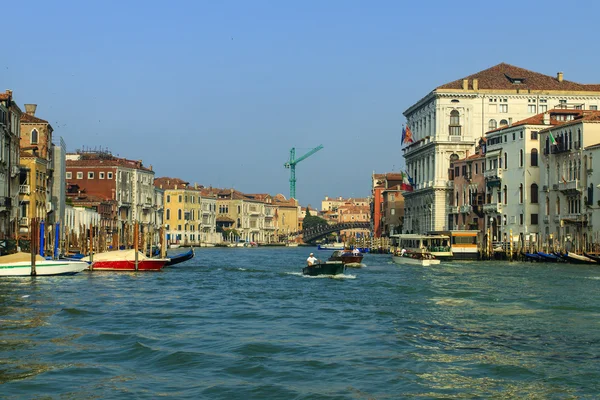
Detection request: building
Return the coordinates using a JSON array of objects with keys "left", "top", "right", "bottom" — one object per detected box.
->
[
  {"left": 18, "top": 104, "right": 54, "bottom": 239},
  {"left": 402, "top": 63, "right": 600, "bottom": 234},
  {"left": 154, "top": 177, "right": 219, "bottom": 246},
  {"left": 371, "top": 173, "right": 403, "bottom": 237},
  {"left": 381, "top": 185, "right": 405, "bottom": 237},
  {"left": 66, "top": 150, "right": 158, "bottom": 243},
  {"left": 322, "top": 196, "right": 369, "bottom": 212},
  {"left": 0, "top": 90, "right": 22, "bottom": 238},
  {"left": 539, "top": 111, "right": 600, "bottom": 251}
]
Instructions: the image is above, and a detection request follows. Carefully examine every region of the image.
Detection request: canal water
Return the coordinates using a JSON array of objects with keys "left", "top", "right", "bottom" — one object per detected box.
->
[{"left": 1, "top": 247, "right": 599, "bottom": 399}]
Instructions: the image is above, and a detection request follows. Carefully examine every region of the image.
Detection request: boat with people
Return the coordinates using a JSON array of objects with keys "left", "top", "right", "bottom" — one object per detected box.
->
[
  {"left": 0, "top": 252, "right": 89, "bottom": 276},
  {"left": 84, "top": 249, "right": 170, "bottom": 271},
  {"left": 302, "top": 260, "right": 345, "bottom": 276},
  {"left": 391, "top": 234, "right": 453, "bottom": 260},
  {"left": 327, "top": 250, "right": 364, "bottom": 267},
  {"left": 392, "top": 250, "right": 440, "bottom": 266},
  {"left": 165, "top": 248, "right": 195, "bottom": 266},
  {"left": 317, "top": 242, "right": 345, "bottom": 251}
]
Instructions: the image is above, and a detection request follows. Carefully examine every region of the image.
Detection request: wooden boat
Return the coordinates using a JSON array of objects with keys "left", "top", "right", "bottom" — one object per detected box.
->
[
  {"left": 84, "top": 249, "right": 169, "bottom": 271},
  {"left": 584, "top": 252, "right": 600, "bottom": 263},
  {"left": 0, "top": 252, "right": 89, "bottom": 276},
  {"left": 392, "top": 251, "right": 440, "bottom": 266},
  {"left": 522, "top": 252, "right": 543, "bottom": 262},
  {"left": 327, "top": 250, "right": 364, "bottom": 267},
  {"left": 536, "top": 252, "right": 563, "bottom": 262},
  {"left": 302, "top": 261, "right": 345, "bottom": 276},
  {"left": 563, "top": 252, "right": 597, "bottom": 265},
  {"left": 165, "top": 248, "right": 195, "bottom": 266}
]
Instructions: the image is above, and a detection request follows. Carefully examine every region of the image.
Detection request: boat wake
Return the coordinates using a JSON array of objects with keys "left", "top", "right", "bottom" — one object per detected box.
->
[{"left": 285, "top": 272, "right": 356, "bottom": 279}]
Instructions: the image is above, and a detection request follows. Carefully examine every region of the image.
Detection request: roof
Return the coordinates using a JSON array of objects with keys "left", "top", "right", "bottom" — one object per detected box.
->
[
  {"left": 154, "top": 177, "right": 191, "bottom": 190},
  {"left": 437, "top": 63, "right": 600, "bottom": 92},
  {"left": 539, "top": 110, "right": 600, "bottom": 132},
  {"left": 216, "top": 216, "right": 235, "bottom": 223},
  {"left": 486, "top": 109, "right": 588, "bottom": 135},
  {"left": 67, "top": 156, "right": 153, "bottom": 172},
  {"left": 21, "top": 113, "right": 49, "bottom": 124}
]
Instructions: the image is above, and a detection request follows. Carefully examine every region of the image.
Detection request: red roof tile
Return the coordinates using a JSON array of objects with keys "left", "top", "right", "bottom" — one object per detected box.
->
[{"left": 21, "top": 113, "right": 49, "bottom": 124}]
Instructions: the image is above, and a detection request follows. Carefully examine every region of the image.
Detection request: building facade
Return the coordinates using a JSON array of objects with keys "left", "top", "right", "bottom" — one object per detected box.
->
[
  {"left": 403, "top": 63, "right": 600, "bottom": 234},
  {"left": 0, "top": 90, "right": 21, "bottom": 238}
]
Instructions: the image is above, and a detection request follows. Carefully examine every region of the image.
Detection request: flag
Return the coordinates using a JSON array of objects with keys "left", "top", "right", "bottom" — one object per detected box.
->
[
  {"left": 400, "top": 171, "right": 413, "bottom": 192},
  {"left": 404, "top": 126, "right": 414, "bottom": 144},
  {"left": 401, "top": 126, "right": 406, "bottom": 144},
  {"left": 549, "top": 131, "right": 557, "bottom": 145},
  {"left": 406, "top": 171, "right": 414, "bottom": 185}
]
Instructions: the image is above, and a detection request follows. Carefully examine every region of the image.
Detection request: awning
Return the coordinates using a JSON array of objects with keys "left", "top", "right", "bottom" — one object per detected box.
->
[{"left": 485, "top": 149, "right": 501, "bottom": 158}]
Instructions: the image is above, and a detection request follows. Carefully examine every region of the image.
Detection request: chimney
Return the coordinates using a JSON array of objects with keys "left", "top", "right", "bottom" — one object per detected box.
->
[
  {"left": 24, "top": 104, "right": 37, "bottom": 116},
  {"left": 462, "top": 79, "right": 469, "bottom": 90},
  {"left": 6, "top": 89, "right": 12, "bottom": 97},
  {"left": 473, "top": 79, "right": 479, "bottom": 91},
  {"left": 557, "top": 72, "right": 564, "bottom": 82},
  {"left": 543, "top": 112, "right": 550, "bottom": 125},
  {"left": 149, "top": 165, "right": 153, "bottom": 171},
  {"left": 194, "top": 183, "right": 198, "bottom": 189},
  {"left": 175, "top": 184, "right": 178, "bottom": 189}
]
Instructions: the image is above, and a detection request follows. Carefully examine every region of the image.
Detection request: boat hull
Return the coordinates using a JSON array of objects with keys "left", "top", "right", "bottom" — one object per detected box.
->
[
  {"left": 327, "top": 251, "right": 364, "bottom": 267},
  {"left": 0, "top": 260, "right": 89, "bottom": 276},
  {"left": 91, "top": 259, "right": 168, "bottom": 271},
  {"left": 392, "top": 255, "right": 440, "bottom": 266},
  {"left": 564, "top": 252, "right": 597, "bottom": 265},
  {"left": 302, "top": 261, "right": 345, "bottom": 276},
  {"left": 165, "top": 249, "right": 195, "bottom": 266},
  {"left": 317, "top": 244, "right": 345, "bottom": 251}
]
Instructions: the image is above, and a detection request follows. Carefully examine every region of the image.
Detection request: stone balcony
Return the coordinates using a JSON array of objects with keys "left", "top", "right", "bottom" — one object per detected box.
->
[{"left": 483, "top": 203, "right": 502, "bottom": 213}]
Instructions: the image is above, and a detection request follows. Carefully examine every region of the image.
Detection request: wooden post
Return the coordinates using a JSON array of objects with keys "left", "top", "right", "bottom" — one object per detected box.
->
[
  {"left": 160, "top": 225, "right": 166, "bottom": 259},
  {"left": 30, "top": 218, "right": 37, "bottom": 276},
  {"left": 134, "top": 221, "right": 139, "bottom": 271}
]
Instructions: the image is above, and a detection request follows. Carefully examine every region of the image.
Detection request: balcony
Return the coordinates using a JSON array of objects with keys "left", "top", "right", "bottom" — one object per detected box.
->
[
  {"left": 459, "top": 205, "right": 472, "bottom": 214},
  {"left": 543, "top": 216, "right": 549, "bottom": 224},
  {"left": 483, "top": 203, "right": 502, "bottom": 213},
  {"left": 142, "top": 202, "right": 153, "bottom": 209},
  {"left": 19, "top": 185, "right": 30, "bottom": 194},
  {"left": 484, "top": 168, "right": 503, "bottom": 180},
  {"left": 448, "top": 206, "right": 459, "bottom": 214},
  {"left": 553, "top": 215, "right": 561, "bottom": 223},
  {"left": 559, "top": 179, "right": 582, "bottom": 194},
  {"left": 0, "top": 197, "right": 11, "bottom": 207},
  {"left": 19, "top": 217, "right": 29, "bottom": 226},
  {"left": 449, "top": 125, "right": 462, "bottom": 139}
]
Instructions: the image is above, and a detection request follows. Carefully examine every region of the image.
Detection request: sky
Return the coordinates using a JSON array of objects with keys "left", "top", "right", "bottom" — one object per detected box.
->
[{"left": 3, "top": 0, "right": 600, "bottom": 209}]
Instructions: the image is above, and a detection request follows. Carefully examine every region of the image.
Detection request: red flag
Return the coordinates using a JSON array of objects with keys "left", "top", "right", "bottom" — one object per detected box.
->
[{"left": 405, "top": 126, "right": 414, "bottom": 144}]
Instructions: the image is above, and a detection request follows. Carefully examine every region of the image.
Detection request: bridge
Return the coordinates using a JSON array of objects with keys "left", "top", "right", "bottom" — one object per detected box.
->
[{"left": 300, "top": 222, "right": 370, "bottom": 243}]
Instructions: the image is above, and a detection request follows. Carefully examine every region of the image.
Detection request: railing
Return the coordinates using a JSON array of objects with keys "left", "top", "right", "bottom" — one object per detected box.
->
[
  {"left": 459, "top": 205, "right": 472, "bottom": 213},
  {"left": 552, "top": 184, "right": 559, "bottom": 190},
  {"left": 559, "top": 179, "right": 581, "bottom": 192},
  {"left": 553, "top": 215, "right": 560, "bottom": 223},
  {"left": 19, "top": 185, "right": 30, "bottom": 194},
  {"left": 483, "top": 203, "right": 501, "bottom": 213},
  {"left": 449, "top": 125, "right": 461, "bottom": 136},
  {"left": 543, "top": 216, "right": 549, "bottom": 224},
  {"left": 484, "top": 168, "right": 503, "bottom": 180}
]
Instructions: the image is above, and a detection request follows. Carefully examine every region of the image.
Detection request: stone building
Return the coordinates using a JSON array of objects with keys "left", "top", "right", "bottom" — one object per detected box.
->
[
  {"left": 0, "top": 90, "right": 22, "bottom": 238},
  {"left": 403, "top": 63, "right": 600, "bottom": 234}
]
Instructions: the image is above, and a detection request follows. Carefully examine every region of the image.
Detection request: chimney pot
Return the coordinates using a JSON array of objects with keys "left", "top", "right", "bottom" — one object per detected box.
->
[
  {"left": 473, "top": 79, "right": 479, "bottom": 91},
  {"left": 557, "top": 72, "right": 564, "bottom": 82},
  {"left": 462, "top": 79, "right": 469, "bottom": 90},
  {"left": 24, "top": 104, "right": 37, "bottom": 116}
]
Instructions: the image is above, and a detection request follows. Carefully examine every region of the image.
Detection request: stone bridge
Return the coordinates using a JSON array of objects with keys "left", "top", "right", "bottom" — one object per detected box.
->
[{"left": 300, "top": 222, "right": 370, "bottom": 243}]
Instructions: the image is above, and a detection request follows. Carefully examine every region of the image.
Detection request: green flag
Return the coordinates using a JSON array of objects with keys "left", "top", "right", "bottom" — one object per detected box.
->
[{"left": 549, "top": 131, "right": 557, "bottom": 145}]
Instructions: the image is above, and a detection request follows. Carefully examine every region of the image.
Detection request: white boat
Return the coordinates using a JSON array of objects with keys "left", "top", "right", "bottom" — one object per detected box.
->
[
  {"left": 0, "top": 252, "right": 89, "bottom": 276},
  {"left": 392, "top": 253, "right": 440, "bottom": 267},
  {"left": 286, "top": 242, "right": 299, "bottom": 247},
  {"left": 390, "top": 233, "right": 453, "bottom": 260},
  {"left": 318, "top": 243, "right": 345, "bottom": 251}
]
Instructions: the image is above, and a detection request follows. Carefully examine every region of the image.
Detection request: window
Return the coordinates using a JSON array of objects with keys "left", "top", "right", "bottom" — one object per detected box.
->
[
  {"left": 77, "top": 172, "right": 83, "bottom": 179},
  {"left": 503, "top": 185, "right": 507, "bottom": 204},
  {"left": 539, "top": 105, "right": 547, "bottom": 113},
  {"left": 512, "top": 132, "right": 516, "bottom": 141},
  {"left": 500, "top": 120, "right": 508, "bottom": 126},
  {"left": 178, "top": 195, "right": 182, "bottom": 202},
  {"left": 99, "top": 172, "right": 105, "bottom": 179},
  {"left": 520, "top": 131, "right": 523, "bottom": 139},
  {"left": 531, "top": 131, "right": 538, "bottom": 140},
  {"left": 499, "top": 104, "right": 508, "bottom": 113},
  {"left": 88, "top": 172, "right": 94, "bottom": 179},
  {"left": 531, "top": 148, "right": 538, "bottom": 167},
  {"left": 66, "top": 172, "right": 72, "bottom": 179},
  {"left": 520, "top": 149, "right": 524, "bottom": 167},
  {"left": 519, "top": 184, "right": 523, "bottom": 203},
  {"left": 520, "top": 214, "right": 524, "bottom": 225},
  {"left": 449, "top": 110, "right": 461, "bottom": 136},
  {"left": 531, "top": 214, "right": 538, "bottom": 225},
  {"left": 528, "top": 105, "right": 536, "bottom": 113},
  {"left": 31, "top": 129, "right": 38, "bottom": 144},
  {"left": 488, "top": 119, "right": 497, "bottom": 130},
  {"left": 531, "top": 184, "right": 539, "bottom": 203},
  {"left": 590, "top": 105, "right": 598, "bottom": 111},
  {"left": 107, "top": 172, "right": 113, "bottom": 179},
  {"left": 178, "top": 209, "right": 182, "bottom": 219},
  {"left": 166, "top": 209, "right": 170, "bottom": 220},
  {"left": 166, "top": 195, "right": 171, "bottom": 203}
]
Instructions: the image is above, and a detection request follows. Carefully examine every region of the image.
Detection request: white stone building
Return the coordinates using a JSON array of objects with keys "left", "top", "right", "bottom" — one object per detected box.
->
[{"left": 403, "top": 63, "right": 600, "bottom": 234}]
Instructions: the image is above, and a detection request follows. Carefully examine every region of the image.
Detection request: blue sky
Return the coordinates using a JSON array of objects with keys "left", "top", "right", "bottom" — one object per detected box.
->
[{"left": 3, "top": 0, "right": 600, "bottom": 208}]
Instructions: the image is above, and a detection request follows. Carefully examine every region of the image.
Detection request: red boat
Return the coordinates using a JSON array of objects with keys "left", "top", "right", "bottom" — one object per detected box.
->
[
  {"left": 86, "top": 249, "right": 169, "bottom": 271},
  {"left": 328, "top": 250, "right": 364, "bottom": 267}
]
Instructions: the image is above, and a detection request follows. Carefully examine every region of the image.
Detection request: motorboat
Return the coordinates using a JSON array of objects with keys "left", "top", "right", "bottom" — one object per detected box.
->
[
  {"left": 328, "top": 250, "right": 364, "bottom": 267},
  {"left": 0, "top": 252, "right": 89, "bottom": 276},
  {"left": 302, "top": 260, "right": 345, "bottom": 276},
  {"left": 392, "top": 251, "right": 440, "bottom": 266},
  {"left": 84, "top": 249, "right": 170, "bottom": 271}
]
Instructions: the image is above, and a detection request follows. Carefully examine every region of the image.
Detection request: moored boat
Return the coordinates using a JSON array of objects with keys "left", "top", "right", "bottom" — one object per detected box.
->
[
  {"left": 327, "top": 250, "right": 364, "bottom": 267},
  {"left": 536, "top": 251, "right": 564, "bottom": 262},
  {"left": 165, "top": 248, "right": 195, "bottom": 266},
  {"left": 317, "top": 243, "right": 345, "bottom": 251},
  {"left": 0, "top": 252, "right": 89, "bottom": 276},
  {"left": 84, "top": 249, "right": 169, "bottom": 271},
  {"left": 564, "top": 251, "right": 597, "bottom": 265},
  {"left": 392, "top": 251, "right": 440, "bottom": 267},
  {"left": 302, "top": 261, "right": 345, "bottom": 276}
]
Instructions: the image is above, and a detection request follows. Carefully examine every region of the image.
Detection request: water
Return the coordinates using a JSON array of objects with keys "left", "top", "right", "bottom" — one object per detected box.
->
[{"left": 1, "top": 247, "right": 599, "bottom": 399}]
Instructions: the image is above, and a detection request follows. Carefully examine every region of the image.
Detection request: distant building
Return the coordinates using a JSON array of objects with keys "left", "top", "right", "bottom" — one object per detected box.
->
[
  {"left": 371, "top": 173, "right": 403, "bottom": 237},
  {"left": 0, "top": 90, "right": 22, "bottom": 238},
  {"left": 381, "top": 186, "right": 404, "bottom": 237}
]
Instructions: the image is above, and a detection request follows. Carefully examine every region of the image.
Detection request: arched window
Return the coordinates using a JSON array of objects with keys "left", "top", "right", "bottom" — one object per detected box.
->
[
  {"left": 545, "top": 136, "right": 550, "bottom": 154},
  {"left": 545, "top": 196, "right": 550, "bottom": 215},
  {"left": 519, "top": 184, "right": 523, "bottom": 203},
  {"left": 569, "top": 160, "right": 573, "bottom": 180},
  {"left": 178, "top": 209, "right": 182, "bottom": 219},
  {"left": 455, "top": 192, "right": 459, "bottom": 207},
  {"left": 166, "top": 209, "right": 170, "bottom": 220},
  {"left": 488, "top": 119, "right": 497, "bottom": 130},
  {"left": 531, "top": 183, "right": 538, "bottom": 203},
  {"left": 449, "top": 110, "right": 461, "bottom": 136},
  {"left": 31, "top": 129, "right": 38, "bottom": 144},
  {"left": 504, "top": 152, "right": 507, "bottom": 168},
  {"left": 556, "top": 197, "right": 560, "bottom": 215},
  {"left": 531, "top": 148, "right": 538, "bottom": 167},
  {"left": 500, "top": 119, "right": 508, "bottom": 126},
  {"left": 503, "top": 185, "right": 507, "bottom": 204},
  {"left": 577, "top": 160, "right": 581, "bottom": 180}
]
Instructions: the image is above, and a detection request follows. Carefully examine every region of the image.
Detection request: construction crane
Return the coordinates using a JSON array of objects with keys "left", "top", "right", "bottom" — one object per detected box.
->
[{"left": 284, "top": 145, "right": 323, "bottom": 199}]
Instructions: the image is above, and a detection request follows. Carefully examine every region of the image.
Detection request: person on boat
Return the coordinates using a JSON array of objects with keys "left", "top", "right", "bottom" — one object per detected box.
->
[
  {"left": 400, "top": 248, "right": 407, "bottom": 257},
  {"left": 352, "top": 248, "right": 360, "bottom": 255},
  {"left": 307, "top": 253, "right": 318, "bottom": 266}
]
